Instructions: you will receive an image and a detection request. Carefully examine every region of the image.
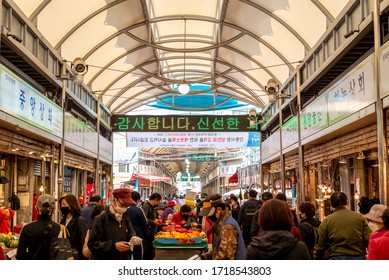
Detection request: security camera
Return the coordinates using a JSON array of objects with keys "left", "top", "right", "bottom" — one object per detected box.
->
[
  {"left": 265, "top": 79, "right": 278, "bottom": 94},
  {"left": 71, "top": 57, "right": 87, "bottom": 74},
  {"left": 248, "top": 109, "right": 257, "bottom": 121},
  {"left": 248, "top": 109, "right": 263, "bottom": 127}
]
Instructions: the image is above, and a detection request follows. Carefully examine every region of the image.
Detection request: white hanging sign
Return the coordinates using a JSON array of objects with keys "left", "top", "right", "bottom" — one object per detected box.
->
[
  {"left": 327, "top": 54, "right": 375, "bottom": 125},
  {"left": 126, "top": 132, "right": 260, "bottom": 148},
  {"left": 0, "top": 64, "right": 62, "bottom": 137},
  {"left": 261, "top": 130, "right": 280, "bottom": 160}
]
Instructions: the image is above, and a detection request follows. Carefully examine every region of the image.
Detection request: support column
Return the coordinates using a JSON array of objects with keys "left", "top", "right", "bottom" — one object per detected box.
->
[
  {"left": 374, "top": 0, "right": 388, "bottom": 206},
  {"left": 278, "top": 99, "right": 285, "bottom": 193},
  {"left": 95, "top": 100, "right": 101, "bottom": 196},
  {"left": 296, "top": 65, "right": 305, "bottom": 204},
  {"left": 50, "top": 144, "right": 55, "bottom": 195},
  {"left": 58, "top": 63, "right": 67, "bottom": 200},
  {"left": 259, "top": 132, "right": 264, "bottom": 196}
]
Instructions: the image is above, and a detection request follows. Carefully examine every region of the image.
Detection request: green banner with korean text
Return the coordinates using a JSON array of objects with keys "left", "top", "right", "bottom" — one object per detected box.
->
[{"left": 112, "top": 115, "right": 260, "bottom": 132}]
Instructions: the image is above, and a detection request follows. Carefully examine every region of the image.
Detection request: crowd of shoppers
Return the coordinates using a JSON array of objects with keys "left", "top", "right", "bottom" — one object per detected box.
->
[{"left": 8, "top": 187, "right": 389, "bottom": 260}]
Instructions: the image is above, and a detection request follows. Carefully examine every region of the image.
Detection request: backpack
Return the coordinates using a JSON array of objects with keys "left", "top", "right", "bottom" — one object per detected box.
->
[
  {"left": 8, "top": 192, "right": 20, "bottom": 210},
  {"left": 242, "top": 201, "right": 261, "bottom": 228},
  {"left": 301, "top": 222, "right": 319, "bottom": 245}
]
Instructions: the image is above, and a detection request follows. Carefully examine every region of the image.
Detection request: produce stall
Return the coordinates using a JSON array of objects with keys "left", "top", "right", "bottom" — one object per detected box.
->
[
  {"left": 153, "top": 225, "right": 208, "bottom": 260},
  {"left": 0, "top": 233, "right": 18, "bottom": 260}
]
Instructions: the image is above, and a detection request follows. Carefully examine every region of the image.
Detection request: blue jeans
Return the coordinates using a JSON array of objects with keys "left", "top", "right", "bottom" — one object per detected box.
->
[{"left": 331, "top": 255, "right": 366, "bottom": 260}]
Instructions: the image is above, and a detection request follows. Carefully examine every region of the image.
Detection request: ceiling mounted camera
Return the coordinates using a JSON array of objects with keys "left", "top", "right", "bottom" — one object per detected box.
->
[{"left": 265, "top": 79, "right": 279, "bottom": 95}]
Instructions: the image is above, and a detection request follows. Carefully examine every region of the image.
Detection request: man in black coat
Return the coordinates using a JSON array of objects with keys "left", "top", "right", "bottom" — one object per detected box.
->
[
  {"left": 126, "top": 191, "right": 147, "bottom": 259},
  {"left": 141, "top": 192, "right": 162, "bottom": 260},
  {"left": 81, "top": 194, "right": 101, "bottom": 228},
  {"left": 237, "top": 189, "right": 262, "bottom": 245},
  {"left": 88, "top": 188, "right": 140, "bottom": 260},
  {"left": 16, "top": 194, "right": 61, "bottom": 259}
]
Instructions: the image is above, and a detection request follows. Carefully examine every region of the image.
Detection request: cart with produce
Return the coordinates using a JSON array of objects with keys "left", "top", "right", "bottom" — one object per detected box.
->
[
  {"left": 153, "top": 225, "right": 208, "bottom": 260},
  {"left": 0, "top": 232, "right": 19, "bottom": 259}
]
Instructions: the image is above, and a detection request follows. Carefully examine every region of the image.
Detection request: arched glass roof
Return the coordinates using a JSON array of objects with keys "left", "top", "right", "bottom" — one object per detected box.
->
[{"left": 13, "top": 0, "right": 350, "bottom": 113}]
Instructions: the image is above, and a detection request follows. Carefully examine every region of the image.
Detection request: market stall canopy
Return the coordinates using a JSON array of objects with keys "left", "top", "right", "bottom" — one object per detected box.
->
[
  {"left": 228, "top": 172, "right": 238, "bottom": 184},
  {"left": 135, "top": 174, "right": 172, "bottom": 183}
]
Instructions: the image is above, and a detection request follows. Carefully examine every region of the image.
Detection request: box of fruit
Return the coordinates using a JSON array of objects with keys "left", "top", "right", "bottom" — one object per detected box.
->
[{"left": 154, "top": 225, "right": 206, "bottom": 245}]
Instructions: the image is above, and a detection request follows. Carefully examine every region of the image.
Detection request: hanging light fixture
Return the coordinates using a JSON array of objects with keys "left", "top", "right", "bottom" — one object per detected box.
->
[
  {"left": 339, "top": 157, "right": 347, "bottom": 164},
  {"left": 178, "top": 18, "right": 190, "bottom": 95},
  {"left": 357, "top": 151, "right": 366, "bottom": 160}
]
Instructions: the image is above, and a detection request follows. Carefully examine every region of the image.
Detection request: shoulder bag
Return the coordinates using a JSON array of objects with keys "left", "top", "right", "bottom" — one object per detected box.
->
[{"left": 50, "top": 224, "right": 79, "bottom": 260}]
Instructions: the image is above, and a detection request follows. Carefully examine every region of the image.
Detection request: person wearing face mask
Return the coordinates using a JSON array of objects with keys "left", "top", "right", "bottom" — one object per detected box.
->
[
  {"left": 88, "top": 188, "right": 139, "bottom": 260},
  {"left": 59, "top": 194, "right": 89, "bottom": 259},
  {"left": 200, "top": 194, "right": 222, "bottom": 245},
  {"left": 199, "top": 200, "right": 246, "bottom": 260},
  {"left": 364, "top": 204, "right": 388, "bottom": 241},
  {"left": 171, "top": 204, "right": 198, "bottom": 229}
]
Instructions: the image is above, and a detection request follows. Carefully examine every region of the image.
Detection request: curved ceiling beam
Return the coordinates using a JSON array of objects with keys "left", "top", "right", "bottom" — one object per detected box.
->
[
  {"left": 135, "top": 60, "right": 264, "bottom": 101},
  {"left": 239, "top": 0, "right": 310, "bottom": 50},
  {"left": 29, "top": 0, "right": 52, "bottom": 22},
  {"left": 154, "top": 95, "right": 234, "bottom": 111},
  {"left": 222, "top": 21, "right": 294, "bottom": 72},
  {"left": 159, "top": 45, "right": 281, "bottom": 84},
  {"left": 110, "top": 72, "right": 242, "bottom": 114},
  {"left": 158, "top": 34, "right": 214, "bottom": 42},
  {"left": 147, "top": 15, "right": 297, "bottom": 70},
  {"left": 310, "top": 0, "right": 335, "bottom": 22},
  {"left": 106, "top": 75, "right": 151, "bottom": 108},
  {"left": 116, "top": 76, "right": 262, "bottom": 114},
  {"left": 102, "top": 71, "right": 256, "bottom": 113},
  {"left": 113, "top": 85, "right": 158, "bottom": 112},
  {"left": 116, "top": 75, "right": 261, "bottom": 114},
  {"left": 221, "top": 45, "right": 281, "bottom": 84},
  {"left": 125, "top": 31, "right": 245, "bottom": 53},
  {"left": 83, "top": 21, "right": 147, "bottom": 60},
  {"left": 99, "top": 56, "right": 262, "bottom": 103},
  {"left": 87, "top": 44, "right": 149, "bottom": 87},
  {"left": 53, "top": 0, "right": 128, "bottom": 50},
  {"left": 149, "top": 14, "right": 220, "bottom": 24},
  {"left": 80, "top": 14, "right": 294, "bottom": 82}
]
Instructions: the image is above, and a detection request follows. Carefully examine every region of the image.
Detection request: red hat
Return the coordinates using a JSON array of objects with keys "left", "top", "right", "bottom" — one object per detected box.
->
[
  {"left": 167, "top": 201, "right": 175, "bottom": 207},
  {"left": 112, "top": 188, "right": 135, "bottom": 205}
]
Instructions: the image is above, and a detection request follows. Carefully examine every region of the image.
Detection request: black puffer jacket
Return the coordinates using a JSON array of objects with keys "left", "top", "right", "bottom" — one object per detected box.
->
[
  {"left": 298, "top": 217, "right": 321, "bottom": 257},
  {"left": 88, "top": 208, "right": 136, "bottom": 260},
  {"left": 246, "top": 231, "right": 311, "bottom": 260}
]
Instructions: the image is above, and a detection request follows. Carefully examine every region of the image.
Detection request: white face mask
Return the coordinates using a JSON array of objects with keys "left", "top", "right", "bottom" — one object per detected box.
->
[
  {"left": 114, "top": 206, "right": 127, "bottom": 214},
  {"left": 368, "top": 221, "right": 379, "bottom": 232}
]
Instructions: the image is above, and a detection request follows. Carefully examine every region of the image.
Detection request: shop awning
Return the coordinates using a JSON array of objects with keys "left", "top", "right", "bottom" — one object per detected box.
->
[
  {"left": 228, "top": 172, "right": 238, "bottom": 184},
  {"left": 135, "top": 174, "right": 172, "bottom": 183}
]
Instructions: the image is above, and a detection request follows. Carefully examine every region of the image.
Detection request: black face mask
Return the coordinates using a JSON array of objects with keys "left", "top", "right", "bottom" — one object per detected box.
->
[
  {"left": 208, "top": 214, "right": 218, "bottom": 222},
  {"left": 181, "top": 213, "right": 188, "bottom": 218},
  {"left": 60, "top": 206, "right": 71, "bottom": 216}
]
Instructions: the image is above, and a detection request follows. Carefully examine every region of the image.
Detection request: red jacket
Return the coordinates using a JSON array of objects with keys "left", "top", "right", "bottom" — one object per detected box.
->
[
  {"left": 32, "top": 195, "right": 38, "bottom": 221},
  {"left": 171, "top": 212, "right": 186, "bottom": 225},
  {"left": 0, "top": 208, "right": 15, "bottom": 234},
  {"left": 368, "top": 231, "right": 389, "bottom": 260}
]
